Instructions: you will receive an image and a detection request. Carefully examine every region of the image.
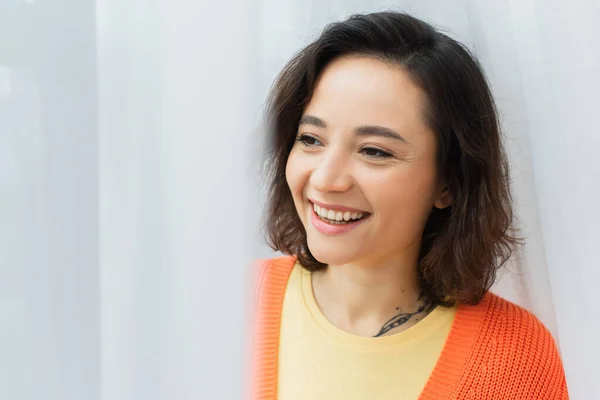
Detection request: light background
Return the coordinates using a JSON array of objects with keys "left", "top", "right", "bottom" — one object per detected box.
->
[{"left": 0, "top": 0, "right": 598, "bottom": 399}]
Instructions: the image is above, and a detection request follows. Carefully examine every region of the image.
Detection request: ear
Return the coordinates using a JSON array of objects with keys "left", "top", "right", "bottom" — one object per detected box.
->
[{"left": 433, "top": 185, "right": 453, "bottom": 209}]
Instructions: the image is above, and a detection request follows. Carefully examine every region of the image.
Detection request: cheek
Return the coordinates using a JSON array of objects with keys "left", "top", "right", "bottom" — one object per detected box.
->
[
  {"left": 285, "top": 150, "right": 309, "bottom": 210},
  {"left": 285, "top": 150, "right": 300, "bottom": 194},
  {"left": 368, "top": 167, "right": 438, "bottom": 219}
]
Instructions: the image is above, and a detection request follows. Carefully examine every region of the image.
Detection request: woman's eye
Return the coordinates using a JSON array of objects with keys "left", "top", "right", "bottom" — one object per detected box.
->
[
  {"left": 296, "top": 134, "right": 322, "bottom": 146},
  {"left": 361, "top": 147, "right": 392, "bottom": 158}
]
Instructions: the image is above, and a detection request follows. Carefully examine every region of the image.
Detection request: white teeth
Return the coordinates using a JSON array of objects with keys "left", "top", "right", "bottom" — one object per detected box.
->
[{"left": 312, "top": 203, "right": 366, "bottom": 223}]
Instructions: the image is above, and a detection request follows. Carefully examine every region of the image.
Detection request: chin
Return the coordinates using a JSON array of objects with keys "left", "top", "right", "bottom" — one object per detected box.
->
[{"left": 305, "top": 237, "right": 356, "bottom": 266}]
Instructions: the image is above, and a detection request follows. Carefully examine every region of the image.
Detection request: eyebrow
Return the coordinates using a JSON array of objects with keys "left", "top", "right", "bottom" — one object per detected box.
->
[
  {"left": 299, "top": 115, "right": 327, "bottom": 128},
  {"left": 299, "top": 114, "right": 408, "bottom": 144},
  {"left": 355, "top": 125, "right": 408, "bottom": 144}
]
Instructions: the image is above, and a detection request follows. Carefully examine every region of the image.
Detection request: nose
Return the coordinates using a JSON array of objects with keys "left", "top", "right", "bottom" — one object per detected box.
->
[{"left": 309, "top": 149, "right": 352, "bottom": 193}]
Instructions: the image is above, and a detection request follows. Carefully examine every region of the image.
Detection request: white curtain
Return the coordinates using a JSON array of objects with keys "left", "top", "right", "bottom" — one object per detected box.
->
[{"left": 1, "top": 0, "right": 598, "bottom": 399}]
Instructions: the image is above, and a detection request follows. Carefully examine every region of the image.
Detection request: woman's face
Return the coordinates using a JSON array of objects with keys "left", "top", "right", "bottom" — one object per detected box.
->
[{"left": 285, "top": 55, "right": 451, "bottom": 267}]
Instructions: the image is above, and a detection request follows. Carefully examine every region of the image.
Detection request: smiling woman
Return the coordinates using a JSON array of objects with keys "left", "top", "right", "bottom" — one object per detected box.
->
[
  {"left": 249, "top": 11, "right": 569, "bottom": 400},
  {"left": 286, "top": 55, "right": 448, "bottom": 279}
]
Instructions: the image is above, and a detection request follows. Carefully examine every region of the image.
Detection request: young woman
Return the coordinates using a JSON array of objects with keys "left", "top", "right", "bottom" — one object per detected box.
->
[{"left": 249, "top": 11, "right": 569, "bottom": 400}]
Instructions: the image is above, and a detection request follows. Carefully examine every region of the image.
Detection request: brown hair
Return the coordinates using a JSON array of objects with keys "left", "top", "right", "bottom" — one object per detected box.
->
[{"left": 262, "top": 11, "right": 521, "bottom": 306}]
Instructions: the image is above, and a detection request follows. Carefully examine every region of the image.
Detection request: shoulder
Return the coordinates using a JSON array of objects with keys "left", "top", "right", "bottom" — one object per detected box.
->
[
  {"left": 472, "top": 292, "right": 569, "bottom": 397},
  {"left": 250, "top": 256, "right": 297, "bottom": 298},
  {"left": 247, "top": 256, "right": 297, "bottom": 334},
  {"left": 246, "top": 256, "right": 297, "bottom": 397},
  {"left": 252, "top": 256, "right": 296, "bottom": 282},
  {"left": 254, "top": 255, "right": 297, "bottom": 274},
  {"left": 482, "top": 292, "right": 559, "bottom": 352}
]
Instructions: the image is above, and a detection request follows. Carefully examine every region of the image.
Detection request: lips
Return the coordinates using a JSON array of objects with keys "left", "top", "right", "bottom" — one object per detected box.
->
[{"left": 309, "top": 199, "right": 368, "bottom": 214}]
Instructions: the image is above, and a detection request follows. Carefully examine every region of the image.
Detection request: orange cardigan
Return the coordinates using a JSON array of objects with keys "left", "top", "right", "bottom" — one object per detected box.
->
[{"left": 249, "top": 256, "right": 569, "bottom": 400}]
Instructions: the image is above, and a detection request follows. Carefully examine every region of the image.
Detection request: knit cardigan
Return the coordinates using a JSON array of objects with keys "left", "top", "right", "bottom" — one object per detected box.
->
[{"left": 249, "top": 256, "right": 569, "bottom": 400}]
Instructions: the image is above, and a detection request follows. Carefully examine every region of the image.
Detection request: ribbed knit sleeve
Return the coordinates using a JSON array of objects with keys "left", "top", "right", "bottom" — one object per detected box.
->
[{"left": 249, "top": 257, "right": 296, "bottom": 400}]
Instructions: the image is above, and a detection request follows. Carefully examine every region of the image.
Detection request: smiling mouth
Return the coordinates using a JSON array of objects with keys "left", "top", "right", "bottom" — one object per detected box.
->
[{"left": 311, "top": 202, "right": 371, "bottom": 225}]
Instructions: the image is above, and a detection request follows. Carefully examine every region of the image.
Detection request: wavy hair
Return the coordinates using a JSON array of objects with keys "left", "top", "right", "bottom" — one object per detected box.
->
[{"left": 263, "top": 11, "right": 521, "bottom": 306}]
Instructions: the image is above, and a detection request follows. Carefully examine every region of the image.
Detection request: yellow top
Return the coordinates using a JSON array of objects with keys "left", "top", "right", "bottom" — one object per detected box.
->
[{"left": 277, "top": 262, "right": 457, "bottom": 400}]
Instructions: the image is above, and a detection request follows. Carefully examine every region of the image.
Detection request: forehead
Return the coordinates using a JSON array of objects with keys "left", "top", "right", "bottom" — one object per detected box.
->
[{"left": 304, "top": 55, "right": 429, "bottom": 137}]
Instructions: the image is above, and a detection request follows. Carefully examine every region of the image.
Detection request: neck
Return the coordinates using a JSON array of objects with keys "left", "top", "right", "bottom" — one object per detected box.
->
[{"left": 312, "top": 254, "right": 433, "bottom": 337}]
